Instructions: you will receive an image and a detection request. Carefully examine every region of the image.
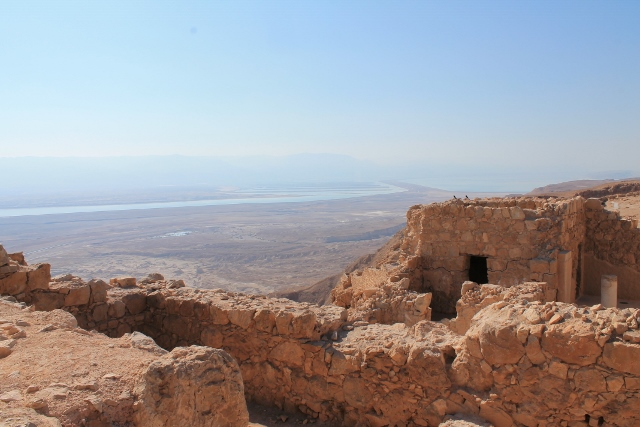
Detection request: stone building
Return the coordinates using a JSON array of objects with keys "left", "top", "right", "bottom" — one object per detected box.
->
[{"left": 395, "top": 196, "right": 640, "bottom": 314}]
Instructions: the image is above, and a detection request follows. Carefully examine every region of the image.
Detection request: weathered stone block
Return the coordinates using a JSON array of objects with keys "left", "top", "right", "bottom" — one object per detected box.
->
[
  {"left": 108, "top": 300, "right": 126, "bottom": 318},
  {"left": 269, "top": 341, "right": 304, "bottom": 367},
  {"left": 228, "top": 309, "right": 255, "bottom": 330},
  {"left": 479, "top": 323, "right": 525, "bottom": 366},
  {"left": 122, "top": 293, "right": 147, "bottom": 315},
  {"left": 0, "top": 271, "right": 27, "bottom": 295},
  {"left": 193, "top": 301, "right": 210, "bottom": 320},
  {"left": 32, "top": 291, "right": 65, "bottom": 311},
  {"left": 110, "top": 277, "right": 137, "bottom": 288},
  {"left": 509, "top": 207, "right": 525, "bottom": 220},
  {"left": 210, "top": 305, "right": 229, "bottom": 325},
  {"left": 201, "top": 327, "right": 223, "bottom": 348},
  {"left": 542, "top": 322, "right": 601, "bottom": 366},
  {"left": 253, "top": 309, "right": 276, "bottom": 332},
  {"left": 26, "top": 263, "right": 50, "bottom": 291},
  {"left": 64, "top": 285, "right": 90, "bottom": 306},
  {"left": 585, "top": 198, "right": 604, "bottom": 210},
  {"left": 603, "top": 341, "right": 640, "bottom": 375},
  {"left": 343, "top": 376, "right": 372, "bottom": 409},
  {"left": 163, "top": 315, "right": 189, "bottom": 336},
  {"left": 529, "top": 259, "right": 549, "bottom": 274},
  {"left": 0, "top": 245, "right": 8, "bottom": 266},
  {"left": 178, "top": 299, "right": 194, "bottom": 317},
  {"left": 88, "top": 279, "right": 109, "bottom": 303},
  {"left": 92, "top": 303, "right": 109, "bottom": 322},
  {"left": 573, "top": 368, "right": 607, "bottom": 392}
]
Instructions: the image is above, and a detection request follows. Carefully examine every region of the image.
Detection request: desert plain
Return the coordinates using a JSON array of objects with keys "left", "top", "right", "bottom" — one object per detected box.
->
[{"left": 0, "top": 182, "right": 500, "bottom": 296}]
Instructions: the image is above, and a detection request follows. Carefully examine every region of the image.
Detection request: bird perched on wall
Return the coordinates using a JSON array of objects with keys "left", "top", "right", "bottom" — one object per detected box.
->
[
  {"left": 453, "top": 195, "right": 458, "bottom": 200},
  {"left": 465, "top": 195, "right": 470, "bottom": 199}
]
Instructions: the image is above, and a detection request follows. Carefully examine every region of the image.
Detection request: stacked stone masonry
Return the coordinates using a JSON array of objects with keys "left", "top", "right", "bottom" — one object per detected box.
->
[
  {"left": 399, "top": 197, "right": 586, "bottom": 313},
  {"left": 583, "top": 201, "right": 640, "bottom": 300},
  {"left": 4, "top": 191, "right": 640, "bottom": 427},
  {"left": 3, "top": 244, "right": 640, "bottom": 426},
  {"left": 0, "top": 296, "right": 249, "bottom": 427},
  {"left": 333, "top": 196, "right": 640, "bottom": 315}
]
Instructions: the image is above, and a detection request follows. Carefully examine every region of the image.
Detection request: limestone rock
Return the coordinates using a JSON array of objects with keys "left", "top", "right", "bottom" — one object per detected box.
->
[
  {"left": 603, "top": 341, "right": 640, "bottom": 375},
  {"left": 88, "top": 279, "right": 110, "bottom": 303},
  {"left": 542, "top": 320, "right": 601, "bottom": 366},
  {"left": 133, "top": 346, "right": 249, "bottom": 427},
  {"left": 130, "top": 331, "right": 167, "bottom": 356},
  {"left": 0, "top": 407, "right": 62, "bottom": 427},
  {"left": 26, "top": 263, "right": 51, "bottom": 291},
  {"left": 0, "top": 244, "right": 9, "bottom": 266},
  {"left": 64, "top": 285, "right": 90, "bottom": 306},
  {"left": 110, "top": 277, "right": 137, "bottom": 288},
  {"left": 471, "top": 307, "right": 525, "bottom": 366}
]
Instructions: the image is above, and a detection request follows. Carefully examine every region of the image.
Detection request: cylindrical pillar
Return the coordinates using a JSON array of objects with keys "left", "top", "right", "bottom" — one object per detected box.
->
[{"left": 601, "top": 275, "right": 618, "bottom": 308}]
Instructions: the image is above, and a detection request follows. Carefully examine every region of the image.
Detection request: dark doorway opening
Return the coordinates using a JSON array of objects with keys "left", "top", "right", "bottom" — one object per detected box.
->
[{"left": 469, "top": 256, "right": 488, "bottom": 284}]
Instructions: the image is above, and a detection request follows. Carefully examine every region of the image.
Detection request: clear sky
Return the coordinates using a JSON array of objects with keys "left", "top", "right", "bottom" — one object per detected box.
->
[{"left": 1, "top": 1, "right": 638, "bottom": 171}]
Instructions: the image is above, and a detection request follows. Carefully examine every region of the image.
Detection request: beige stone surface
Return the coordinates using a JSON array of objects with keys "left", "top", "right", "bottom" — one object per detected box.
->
[
  {"left": 134, "top": 346, "right": 248, "bottom": 427},
  {"left": 0, "top": 298, "right": 248, "bottom": 427},
  {"left": 5, "top": 186, "right": 640, "bottom": 427}
]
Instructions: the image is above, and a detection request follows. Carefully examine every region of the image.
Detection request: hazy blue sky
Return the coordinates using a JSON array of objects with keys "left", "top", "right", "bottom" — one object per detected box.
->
[{"left": 1, "top": 1, "right": 639, "bottom": 171}]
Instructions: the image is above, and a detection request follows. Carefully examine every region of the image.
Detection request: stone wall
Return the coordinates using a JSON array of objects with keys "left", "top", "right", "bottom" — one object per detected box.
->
[
  {"left": 331, "top": 267, "right": 434, "bottom": 325},
  {"left": 584, "top": 200, "right": 640, "bottom": 300},
  {"left": 449, "top": 284, "right": 640, "bottom": 427},
  {"left": 0, "top": 262, "right": 455, "bottom": 425},
  {"left": 0, "top": 296, "right": 249, "bottom": 427},
  {"left": 4, "top": 246, "right": 640, "bottom": 426},
  {"left": 395, "top": 197, "right": 586, "bottom": 313},
  {"left": 0, "top": 245, "right": 51, "bottom": 298}
]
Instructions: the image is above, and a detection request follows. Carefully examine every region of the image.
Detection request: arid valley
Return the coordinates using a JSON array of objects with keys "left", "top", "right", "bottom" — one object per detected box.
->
[{"left": 0, "top": 182, "right": 499, "bottom": 297}]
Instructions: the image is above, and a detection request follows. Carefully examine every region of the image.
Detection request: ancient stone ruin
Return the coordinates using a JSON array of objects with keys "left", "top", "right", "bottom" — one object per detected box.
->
[
  {"left": 333, "top": 196, "right": 640, "bottom": 316},
  {"left": 2, "top": 193, "right": 640, "bottom": 426}
]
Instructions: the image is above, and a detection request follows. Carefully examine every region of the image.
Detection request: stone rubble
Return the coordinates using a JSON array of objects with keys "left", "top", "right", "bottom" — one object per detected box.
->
[{"left": 2, "top": 190, "right": 640, "bottom": 427}]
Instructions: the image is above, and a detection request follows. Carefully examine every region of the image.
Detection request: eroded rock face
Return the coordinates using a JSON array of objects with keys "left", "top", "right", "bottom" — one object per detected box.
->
[{"left": 134, "top": 346, "right": 249, "bottom": 427}]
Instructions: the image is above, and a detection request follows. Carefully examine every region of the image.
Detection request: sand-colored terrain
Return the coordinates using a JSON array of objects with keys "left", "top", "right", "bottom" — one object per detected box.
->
[{"left": 0, "top": 183, "right": 499, "bottom": 295}]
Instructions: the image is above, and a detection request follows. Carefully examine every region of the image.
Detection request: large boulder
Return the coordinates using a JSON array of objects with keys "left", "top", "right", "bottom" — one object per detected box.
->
[{"left": 133, "top": 346, "right": 249, "bottom": 427}]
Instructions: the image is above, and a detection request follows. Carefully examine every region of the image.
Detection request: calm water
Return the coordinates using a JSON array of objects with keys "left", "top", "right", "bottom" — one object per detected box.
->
[{"left": 0, "top": 183, "right": 405, "bottom": 218}]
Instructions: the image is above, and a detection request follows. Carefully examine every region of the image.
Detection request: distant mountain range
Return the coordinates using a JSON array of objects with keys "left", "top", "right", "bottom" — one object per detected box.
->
[
  {"left": 1, "top": 154, "right": 637, "bottom": 195},
  {"left": 0, "top": 154, "right": 384, "bottom": 193}
]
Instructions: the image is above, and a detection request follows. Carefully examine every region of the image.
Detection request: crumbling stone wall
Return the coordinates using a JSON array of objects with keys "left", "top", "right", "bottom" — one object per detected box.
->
[
  {"left": 394, "top": 197, "right": 586, "bottom": 313},
  {"left": 331, "top": 266, "right": 434, "bottom": 325},
  {"left": 449, "top": 282, "right": 640, "bottom": 427},
  {"left": 0, "top": 246, "right": 51, "bottom": 298},
  {"left": 334, "top": 193, "right": 640, "bottom": 316},
  {"left": 0, "top": 296, "right": 249, "bottom": 427},
  {"left": 584, "top": 199, "right": 640, "bottom": 300},
  {"left": 4, "top": 245, "right": 640, "bottom": 426},
  {"left": 0, "top": 258, "right": 454, "bottom": 425}
]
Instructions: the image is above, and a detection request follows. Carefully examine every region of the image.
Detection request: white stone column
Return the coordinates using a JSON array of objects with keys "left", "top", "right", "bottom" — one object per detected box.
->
[{"left": 601, "top": 275, "right": 618, "bottom": 308}]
